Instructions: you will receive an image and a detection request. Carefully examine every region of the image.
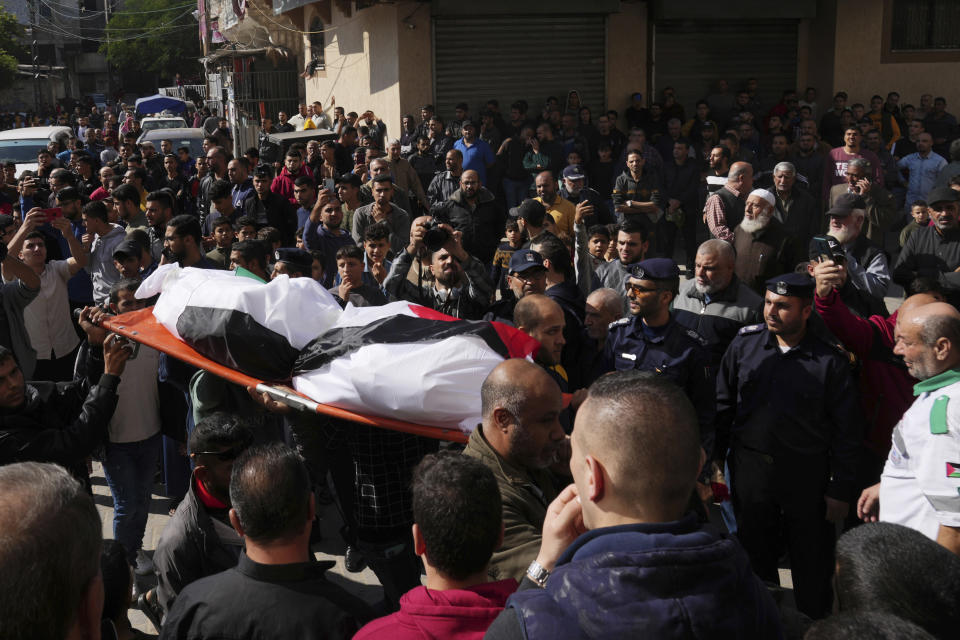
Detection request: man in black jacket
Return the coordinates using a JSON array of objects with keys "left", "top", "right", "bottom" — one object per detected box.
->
[
  {"left": 0, "top": 308, "right": 130, "bottom": 483},
  {"left": 148, "top": 413, "right": 254, "bottom": 621},
  {"left": 160, "top": 443, "right": 373, "bottom": 640},
  {"left": 384, "top": 217, "right": 494, "bottom": 320},
  {"left": 430, "top": 169, "right": 504, "bottom": 265}
]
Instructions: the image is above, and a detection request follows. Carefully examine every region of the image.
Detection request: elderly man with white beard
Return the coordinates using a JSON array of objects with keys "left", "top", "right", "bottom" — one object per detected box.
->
[
  {"left": 675, "top": 239, "right": 764, "bottom": 373},
  {"left": 733, "top": 188, "right": 798, "bottom": 294},
  {"left": 810, "top": 192, "right": 891, "bottom": 318}
]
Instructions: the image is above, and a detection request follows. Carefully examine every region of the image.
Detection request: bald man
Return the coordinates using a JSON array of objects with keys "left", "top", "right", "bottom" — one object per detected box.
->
[
  {"left": 485, "top": 371, "right": 782, "bottom": 638},
  {"left": 463, "top": 359, "right": 565, "bottom": 582},
  {"left": 514, "top": 294, "right": 568, "bottom": 388},
  {"left": 860, "top": 302, "right": 960, "bottom": 556},
  {"left": 674, "top": 239, "right": 763, "bottom": 369},
  {"left": 583, "top": 288, "right": 623, "bottom": 384}
]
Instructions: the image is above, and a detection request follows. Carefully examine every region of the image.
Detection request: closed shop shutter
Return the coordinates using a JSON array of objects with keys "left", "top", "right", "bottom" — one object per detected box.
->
[
  {"left": 654, "top": 21, "right": 799, "bottom": 120},
  {"left": 433, "top": 15, "right": 606, "bottom": 123}
]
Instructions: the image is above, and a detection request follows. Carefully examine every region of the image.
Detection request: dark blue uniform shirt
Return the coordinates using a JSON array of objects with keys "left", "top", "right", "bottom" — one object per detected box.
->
[{"left": 603, "top": 313, "right": 715, "bottom": 456}]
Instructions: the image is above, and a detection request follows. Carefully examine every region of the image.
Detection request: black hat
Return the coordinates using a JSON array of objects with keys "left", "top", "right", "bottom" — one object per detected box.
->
[
  {"left": 825, "top": 192, "right": 866, "bottom": 217},
  {"left": 701, "top": 120, "right": 716, "bottom": 129},
  {"left": 765, "top": 273, "right": 814, "bottom": 298},
  {"left": 514, "top": 198, "right": 546, "bottom": 222},
  {"left": 508, "top": 249, "right": 545, "bottom": 274},
  {"left": 460, "top": 119, "right": 476, "bottom": 130},
  {"left": 628, "top": 258, "right": 680, "bottom": 281},
  {"left": 112, "top": 238, "right": 143, "bottom": 260},
  {"left": 335, "top": 173, "right": 362, "bottom": 188},
  {"left": 926, "top": 186, "right": 960, "bottom": 206},
  {"left": 274, "top": 248, "right": 313, "bottom": 273}
]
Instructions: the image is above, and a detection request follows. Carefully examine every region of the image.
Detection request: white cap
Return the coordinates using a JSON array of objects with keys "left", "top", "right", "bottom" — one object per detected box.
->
[{"left": 749, "top": 188, "right": 775, "bottom": 207}]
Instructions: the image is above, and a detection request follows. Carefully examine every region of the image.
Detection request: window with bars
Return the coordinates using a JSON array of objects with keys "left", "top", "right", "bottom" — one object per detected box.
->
[
  {"left": 890, "top": 0, "right": 960, "bottom": 50},
  {"left": 309, "top": 18, "right": 325, "bottom": 71}
]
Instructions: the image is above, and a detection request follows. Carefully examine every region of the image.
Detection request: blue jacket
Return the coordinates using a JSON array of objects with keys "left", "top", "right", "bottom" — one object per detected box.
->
[{"left": 487, "top": 515, "right": 783, "bottom": 640}]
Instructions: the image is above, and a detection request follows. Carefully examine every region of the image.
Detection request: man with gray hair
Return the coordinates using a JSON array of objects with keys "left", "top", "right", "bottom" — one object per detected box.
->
[
  {"left": 773, "top": 160, "right": 820, "bottom": 251},
  {"left": 816, "top": 192, "right": 891, "bottom": 318},
  {"left": 0, "top": 462, "right": 103, "bottom": 640},
  {"left": 858, "top": 302, "right": 960, "bottom": 556},
  {"left": 703, "top": 161, "right": 753, "bottom": 242},
  {"left": 675, "top": 239, "right": 763, "bottom": 371},
  {"left": 733, "top": 188, "right": 796, "bottom": 293}
]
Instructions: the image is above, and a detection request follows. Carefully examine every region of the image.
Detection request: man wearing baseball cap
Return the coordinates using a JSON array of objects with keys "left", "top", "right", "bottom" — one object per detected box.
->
[
  {"left": 715, "top": 272, "right": 862, "bottom": 619},
  {"left": 814, "top": 191, "right": 890, "bottom": 318},
  {"left": 602, "top": 257, "right": 715, "bottom": 453},
  {"left": 558, "top": 164, "right": 613, "bottom": 229},
  {"left": 484, "top": 249, "right": 548, "bottom": 325},
  {"left": 271, "top": 248, "right": 314, "bottom": 280},
  {"left": 894, "top": 186, "right": 960, "bottom": 305}
]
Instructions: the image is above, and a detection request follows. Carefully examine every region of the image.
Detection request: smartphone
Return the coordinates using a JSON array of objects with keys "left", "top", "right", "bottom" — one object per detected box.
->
[
  {"left": 811, "top": 235, "right": 845, "bottom": 265},
  {"left": 41, "top": 207, "right": 63, "bottom": 222},
  {"left": 323, "top": 178, "right": 335, "bottom": 191}
]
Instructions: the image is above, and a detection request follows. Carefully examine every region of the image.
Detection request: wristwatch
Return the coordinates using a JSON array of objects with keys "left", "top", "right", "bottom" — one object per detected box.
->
[{"left": 526, "top": 560, "right": 550, "bottom": 588}]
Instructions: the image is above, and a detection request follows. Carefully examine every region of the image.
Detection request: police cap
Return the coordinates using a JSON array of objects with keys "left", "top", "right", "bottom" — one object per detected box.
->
[
  {"left": 628, "top": 257, "right": 680, "bottom": 281},
  {"left": 274, "top": 248, "right": 313, "bottom": 273},
  {"left": 765, "top": 272, "right": 814, "bottom": 298},
  {"left": 509, "top": 249, "right": 545, "bottom": 274}
]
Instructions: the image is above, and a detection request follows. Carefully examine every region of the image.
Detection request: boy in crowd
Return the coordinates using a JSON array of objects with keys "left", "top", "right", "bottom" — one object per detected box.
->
[
  {"left": 490, "top": 218, "right": 525, "bottom": 299},
  {"left": 206, "top": 217, "right": 235, "bottom": 268},
  {"left": 899, "top": 200, "right": 929, "bottom": 248},
  {"left": 329, "top": 245, "right": 387, "bottom": 308}
]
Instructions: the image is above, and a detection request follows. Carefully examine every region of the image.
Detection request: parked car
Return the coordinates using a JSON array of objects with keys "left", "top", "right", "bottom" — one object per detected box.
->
[
  {"left": 0, "top": 126, "right": 74, "bottom": 175},
  {"left": 137, "top": 117, "right": 188, "bottom": 143},
  {"left": 137, "top": 127, "right": 206, "bottom": 160}
]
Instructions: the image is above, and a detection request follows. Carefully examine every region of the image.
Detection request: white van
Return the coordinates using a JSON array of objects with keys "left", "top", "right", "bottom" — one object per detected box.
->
[{"left": 0, "top": 126, "right": 74, "bottom": 175}]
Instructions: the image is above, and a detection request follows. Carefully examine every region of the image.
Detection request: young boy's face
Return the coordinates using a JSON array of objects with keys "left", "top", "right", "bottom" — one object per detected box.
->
[
  {"left": 588, "top": 233, "right": 609, "bottom": 258},
  {"left": 567, "top": 152, "right": 582, "bottom": 166},
  {"left": 214, "top": 223, "right": 234, "bottom": 248},
  {"left": 311, "top": 258, "right": 324, "bottom": 282},
  {"left": 912, "top": 205, "right": 930, "bottom": 224},
  {"left": 364, "top": 237, "right": 389, "bottom": 264},
  {"left": 597, "top": 148, "right": 612, "bottom": 162},
  {"left": 505, "top": 227, "right": 521, "bottom": 247},
  {"left": 296, "top": 236, "right": 304, "bottom": 250},
  {"left": 238, "top": 225, "right": 258, "bottom": 242},
  {"left": 337, "top": 257, "right": 363, "bottom": 284}
]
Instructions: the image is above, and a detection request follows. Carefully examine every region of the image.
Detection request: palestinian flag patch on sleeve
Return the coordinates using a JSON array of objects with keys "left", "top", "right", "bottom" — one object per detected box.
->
[{"left": 947, "top": 462, "right": 960, "bottom": 478}]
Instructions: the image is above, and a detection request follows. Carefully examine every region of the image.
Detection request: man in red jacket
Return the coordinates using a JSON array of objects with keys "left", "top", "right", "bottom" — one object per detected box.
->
[
  {"left": 270, "top": 149, "right": 313, "bottom": 205},
  {"left": 813, "top": 259, "right": 943, "bottom": 504},
  {"left": 354, "top": 451, "right": 517, "bottom": 639}
]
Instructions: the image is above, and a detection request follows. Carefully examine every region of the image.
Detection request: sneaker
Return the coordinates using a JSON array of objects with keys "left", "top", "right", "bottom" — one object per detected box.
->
[
  {"left": 344, "top": 545, "right": 367, "bottom": 573},
  {"left": 136, "top": 590, "right": 163, "bottom": 633},
  {"left": 135, "top": 549, "right": 155, "bottom": 576}
]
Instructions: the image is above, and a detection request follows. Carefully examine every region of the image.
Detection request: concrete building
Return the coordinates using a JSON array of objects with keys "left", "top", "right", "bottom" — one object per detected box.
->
[{"left": 206, "top": 0, "right": 960, "bottom": 137}]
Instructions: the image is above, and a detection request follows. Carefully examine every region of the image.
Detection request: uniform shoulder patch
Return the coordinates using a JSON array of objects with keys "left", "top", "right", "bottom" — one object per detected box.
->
[
  {"left": 685, "top": 328, "right": 709, "bottom": 347},
  {"left": 738, "top": 323, "right": 765, "bottom": 335},
  {"left": 609, "top": 317, "right": 630, "bottom": 329}
]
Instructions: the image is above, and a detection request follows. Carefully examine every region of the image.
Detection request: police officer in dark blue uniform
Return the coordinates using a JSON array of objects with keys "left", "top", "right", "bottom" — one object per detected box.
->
[
  {"left": 715, "top": 272, "right": 862, "bottom": 620},
  {"left": 603, "top": 257, "right": 715, "bottom": 455}
]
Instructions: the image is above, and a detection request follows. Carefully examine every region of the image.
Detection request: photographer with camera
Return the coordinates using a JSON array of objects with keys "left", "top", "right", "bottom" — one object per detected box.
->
[
  {"left": 0, "top": 304, "right": 131, "bottom": 485},
  {"left": 808, "top": 192, "right": 891, "bottom": 318},
  {"left": 383, "top": 215, "right": 494, "bottom": 320}
]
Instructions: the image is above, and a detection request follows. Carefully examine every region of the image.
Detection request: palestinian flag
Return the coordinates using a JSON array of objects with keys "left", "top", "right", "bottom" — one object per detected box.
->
[
  {"left": 137, "top": 266, "right": 540, "bottom": 432},
  {"left": 948, "top": 462, "right": 960, "bottom": 479}
]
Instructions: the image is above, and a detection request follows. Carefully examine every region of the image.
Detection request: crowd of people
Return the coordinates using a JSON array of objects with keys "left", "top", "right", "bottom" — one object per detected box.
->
[{"left": 2, "top": 78, "right": 960, "bottom": 640}]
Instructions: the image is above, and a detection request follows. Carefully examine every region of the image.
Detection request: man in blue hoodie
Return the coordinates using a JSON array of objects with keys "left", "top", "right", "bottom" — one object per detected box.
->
[{"left": 485, "top": 371, "right": 782, "bottom": 640}]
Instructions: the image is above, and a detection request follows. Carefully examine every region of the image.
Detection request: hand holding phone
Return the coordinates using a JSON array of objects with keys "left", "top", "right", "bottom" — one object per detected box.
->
[{"left": 40, "top": 207, "right": 63, "bottom": 223}]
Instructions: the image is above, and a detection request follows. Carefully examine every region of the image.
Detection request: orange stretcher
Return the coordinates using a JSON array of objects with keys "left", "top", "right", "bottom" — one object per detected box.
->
[{"left": 101, "top": 308, "right": 471, "bottom": 444}]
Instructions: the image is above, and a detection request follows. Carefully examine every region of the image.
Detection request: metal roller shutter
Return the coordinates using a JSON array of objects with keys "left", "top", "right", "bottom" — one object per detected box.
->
[
  {"left": 433, "top": 15, "right": 606, "bottom": 122},
  {"left": 654, "top": 21, "right": 799, "bottom": 119}
]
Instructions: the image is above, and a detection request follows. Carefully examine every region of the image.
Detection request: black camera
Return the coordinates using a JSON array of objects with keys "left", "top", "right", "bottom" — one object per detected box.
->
[{"left": 423, "top": 220, "right": 450, "bottom": 253}]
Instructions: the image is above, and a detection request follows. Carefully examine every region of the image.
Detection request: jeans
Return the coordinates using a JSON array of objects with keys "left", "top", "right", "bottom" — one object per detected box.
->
[
  {"left": 502, "top": 176, "right": 532, "bottom": 209},
  {"left": 102, "top": 432, "right": 162, "bottom": 563}
]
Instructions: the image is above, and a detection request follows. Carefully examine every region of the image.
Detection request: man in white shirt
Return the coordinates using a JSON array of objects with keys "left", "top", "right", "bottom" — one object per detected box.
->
[
  {"left": 859, "top": 301, "right": 960, "bottom": 555},
  {"left": 288, "top": 104, "right": 309, "bottom": 131},
  {"left": 10, "top": 209, "right": 88, "bottom": 381}
]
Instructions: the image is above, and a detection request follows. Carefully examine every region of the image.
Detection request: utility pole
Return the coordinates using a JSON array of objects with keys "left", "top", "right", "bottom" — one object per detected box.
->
[
  {"left": 27, "top": 0, "right": 41, "bottom": 114},
  {"left": 104, "top": 0, "right": 112, "bottom": 103}
]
